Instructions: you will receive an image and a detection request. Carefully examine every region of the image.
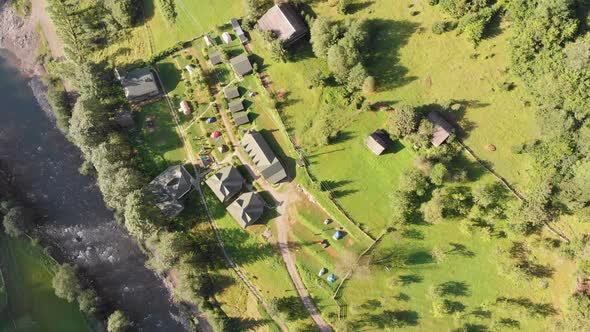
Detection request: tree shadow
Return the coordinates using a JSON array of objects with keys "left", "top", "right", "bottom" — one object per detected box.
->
[
  {"left": 226, "top": 317, "right": 271, "bottom": 331},
  {"left": 394, "top": 292, "right": 411, "bottom": 301},
  {"left": 495, "top": 297, "right": 558, "bottom": 317},
  {"left": 157, "top": 62, "right": 182, "bottom": 92},
  {"left": 214, "top": 228, "right": 275, "bottom": 265},
  {"left": 457, "top": 323, "right": 489, "bottom": 332},
  {"left": 372, "top": 246, "right": 433, "bottom": 268},
  {"left": 401, "top": 228, "right": 424, "bottom": 240},
  {"left": 354, "top": 309, "right": 419, "bottom": 329},
  {"left": 329, "top": 130, "right": 355, "bottom": 145},
  {"left": 288, "top": 40, "right": 315, "bottom": 63},
  {"left": 444, "top": 299, "right": 466, "bottom": 314},
  {"left": 209, "top": 273, "right": 236, "bottom": 296},
  {"left": 398, "top": 274, "right": 423, "bottom": 285},
  {"left": 142, "top": 0, "right": 156, "bottom": 22},
  {"left": 436, "top": 281, "right": 470, "bottom": 297},
  {"left": 273, "top": 296, "right": 309, "bottom": 321},
  {"left": 360, "top": 299, "right": 381, "bottom": 311},
  {"left": 348, "top": 1, "right": 375, "bottom": 14},
  {"left": 446, "top": 242, "right": 475, "bottom": 257},
  {"left": 365, "top": 19, "right": 420, "bottom": 91},
  {"left": 331, "top": 189, "right": 358, "bottom": 199}
]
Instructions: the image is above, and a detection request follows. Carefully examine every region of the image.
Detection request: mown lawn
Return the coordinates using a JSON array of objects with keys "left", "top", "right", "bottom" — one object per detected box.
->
[
  {"left": 96, "top": 0, "right": 244, "bottom": 65},
  {"left": 0, "top": 236, "right": 92, "bottom": 332},
  {"left": 203, "top": 187, "right": 317, "bottom": 331},
  {"left": 130, "top": 100, "right": 186, "bottom": 177}
]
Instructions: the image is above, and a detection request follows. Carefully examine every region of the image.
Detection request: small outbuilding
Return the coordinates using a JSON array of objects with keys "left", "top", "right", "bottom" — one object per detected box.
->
[
  {"left": 228, "top": 100, "right": 244, "bottom": 113},
  {"left": 180, "top": 101, "right": 191, "bottom": 115},
  {"left": 427, "top": 111, "right": 454, "bottom": 147},
  {"left": 229, "top": 53, "right": 253, "bottom": 78},
  {"left": 232, "top": 112, "right": 250, "bottom": 126},
  {"left": 333, "top": 230, "right": 344, "bottom": 240},
  {"left": 209, "top": 51, "right": 223, "bottom": 66},
  {"left": 224, "top": 86, "right": 240, "bottom": 100},
  {"left": 204, "top": 35, "right": 214, "bottom": 47},
  {"left": 222, "top": 32, "right": 232, "bottom": 44},
  {"left": 366, "top": 129, "right": 391, "bottom": 155}
]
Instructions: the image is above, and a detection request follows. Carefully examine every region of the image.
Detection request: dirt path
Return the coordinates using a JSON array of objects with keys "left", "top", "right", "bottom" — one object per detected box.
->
[
  {"left": 217, "top": 97, "right": 333, "bottom": 331},
  {"left": 29, "top": 0, "right": 65, "bottom": 59}
]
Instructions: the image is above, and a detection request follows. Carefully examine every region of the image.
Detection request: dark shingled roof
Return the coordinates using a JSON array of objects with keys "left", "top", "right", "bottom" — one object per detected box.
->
[
  {"left": 232, "top": 112, "right": 250, "bottom": 126},
  {"left": 116, "top": 67, "right": 160, "bottom": 102},
  {"left": 227, "top": 192, "right": 265, "bottom": 228},
  {"left": 230, "top": 53, "right": 253, "bottom": 77},
  {"left": 224, "top": 86, "right": 240, "bottom": 99},
  {"left": 147, "top": 165, "right": 193, "bottom": 218},
  {"left": 366, "top": 130, "right": 390, "bottom": 155},
  {"left": 205, "top": 166, "right": 244, "bottom": 202},
  {"left": 427, "top": 112, "right": 454, "bottom": 147},
  {"left": 242, "top": 130, "right": 287, "bottom": 184},
  {"left": 257, "top": 4, "right": 308, "bottom": 44},
  {"left": 228, "top": 100, "right": 244, "bottom": 113},
  {"left": 209, "top": 51, "right": 223, "bottom": 65}
]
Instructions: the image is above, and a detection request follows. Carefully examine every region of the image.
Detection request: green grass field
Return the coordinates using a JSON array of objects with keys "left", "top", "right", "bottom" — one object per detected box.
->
[
  {"left": 0, "top": 236, "right": 92, "bottom": 332},
  {"left": 203, "top": 187, "right": 316, "bottom": 331},
  {"left": 130, "top": 100, "right": 186, "bottom": 176},
  {"left": 96, "top": 0, "right": 244, "bottom": 64}
]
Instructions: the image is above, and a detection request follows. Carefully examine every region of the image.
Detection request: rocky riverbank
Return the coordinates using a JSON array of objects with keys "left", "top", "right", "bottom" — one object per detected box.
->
[{"left": 0, "top": 0, "right": 41, "bottom": 75}]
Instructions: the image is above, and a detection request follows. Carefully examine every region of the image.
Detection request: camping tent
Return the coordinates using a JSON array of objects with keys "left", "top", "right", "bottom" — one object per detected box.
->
[
  {"left": 206, "top": 117, "right": 217, "bottom": 124},
  {"left": 318, "top": 268, "right": 328, "bottom": 277},
  {"left": 333, "top": 230, "right": 344, "bottom": 240},
  {"left": 211, "top": 131, "right": 222, "bottom": 139},
  {"left": 327, "top": 274, "right": 336, "bottom": 283}
]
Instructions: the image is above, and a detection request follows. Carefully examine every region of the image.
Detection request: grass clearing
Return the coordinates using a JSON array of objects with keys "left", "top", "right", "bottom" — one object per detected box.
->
[
  {"left": 203, "top": 187, "right": 316, "bottom": 331},
  {"left": 130, "top": 99, "right": 186, "bottom": 176},
  {"left": 0, "top": 236, "right": 92, "bottom": 332}
]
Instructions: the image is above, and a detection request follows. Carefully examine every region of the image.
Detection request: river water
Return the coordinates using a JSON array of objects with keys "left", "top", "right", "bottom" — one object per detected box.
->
[{"left": 0, "top": 50, "right": 187, "bottom": 331}]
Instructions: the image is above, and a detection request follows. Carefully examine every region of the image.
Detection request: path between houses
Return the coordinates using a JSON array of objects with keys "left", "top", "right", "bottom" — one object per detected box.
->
[{"left": 216, "top": 101, "right": 333, "bottom": 332}]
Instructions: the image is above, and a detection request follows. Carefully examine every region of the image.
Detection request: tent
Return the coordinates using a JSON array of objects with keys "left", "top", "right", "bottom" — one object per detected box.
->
[
  {"left": 333, "top": 230, "right": 344, "bottom": 240},
  {"left": 318, "top": 268, "right": 328, "bottom": 277},
  {"left": 211, "top": 131, "right": 222, "bottom": 139},
  {"left": 327, "top": 274, "right": 336, "bottom": 283},
  {"left": 206, "top": 117, "right": 217, "bottom": 124}
]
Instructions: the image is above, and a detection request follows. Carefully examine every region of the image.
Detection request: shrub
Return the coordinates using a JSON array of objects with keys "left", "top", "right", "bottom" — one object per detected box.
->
[
  {"left": 388, "top": 105, "right": 419, "bottom": 138},
  {"left": 47, "top": 83, "right": 71, "bottom": 134},
  {"left": 107, "top": 311, "right": 131, "bottom": 332},
  {"left": 338, "top": 0, "right": 350, "bottom": 14},
  {"left": 2, "top": 206, "right": 26, "bottom": 237},
  {"left": 362, "top": 76, "right": 376, "bottom": 93},
  {"left": 432, "top": 21, "right": 456, "bottom": 34},
  {"left": 158, "top": 0, "right": 176, "bottom": 22},
  {"left": 52, "top": 264, "right": 81, "bottom": 303}
]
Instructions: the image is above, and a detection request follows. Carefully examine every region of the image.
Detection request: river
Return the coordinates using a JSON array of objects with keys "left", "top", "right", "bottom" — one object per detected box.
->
[{"left": 0, "top": 50, "right": 187, "bottom": 331}]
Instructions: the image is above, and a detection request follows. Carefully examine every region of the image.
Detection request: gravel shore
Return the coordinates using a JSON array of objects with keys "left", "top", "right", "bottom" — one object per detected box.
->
[{"left": 0, "top": 0, "right": 42, "bottom": 75}]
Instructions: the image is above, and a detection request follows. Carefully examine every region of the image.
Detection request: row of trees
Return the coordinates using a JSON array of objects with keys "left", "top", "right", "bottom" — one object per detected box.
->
[{"left": 430, "top": 0, "right": 500, "bottom": 45}]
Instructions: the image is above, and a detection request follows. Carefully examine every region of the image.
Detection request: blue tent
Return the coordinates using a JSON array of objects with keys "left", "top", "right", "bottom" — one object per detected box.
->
[
  {"left": 333, "top": 230, "right": 344, "bottom": 240},
  {"left": 327, "top": 274, "right": 336, "bottom": 283},
  {"left": 206, "top": 117, "right": 217, "bottom": 124}
]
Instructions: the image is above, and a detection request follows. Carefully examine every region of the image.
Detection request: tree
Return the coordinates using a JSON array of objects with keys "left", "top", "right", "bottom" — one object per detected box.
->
[
  {"left": 146, "top": 232, "right": 192, "bottom": 273},
  {"left": 338, "top": 0, "right": 350, "bottom": 14},
  {"left": 429, "top": 163, "right": 448, "bottom": 186},
  {"left": 557, "top": 294, "right": 590, "bottom": 331},
  {"left": 52, "top": 264, "right": 81, "bottom": 303},
  {"left": 158, "top": 0, "right": 176, "bottom": 23},
  {"left": 362, "top": 76, "right": 376, "bottom": 93},
  {"left": 173, "top": 255, "right": 208, "bottom": 305},
  {"left": 390, "top": 190, "right": 414, "bottom": 227},
  {"left": 124, "top": 190, "right": 162, "bottom": 241},
  {"left": 399, "top": 169, "right": 430, "bottom": 196},
  {"left": 108, "top": 310, "right": 131, "bottom": 332},
  {"left": 244, "top": 0, "right": 273, "bottom": 21},
  {"left": 346, "top": 63, "right": 368, "bottom": 92},
  {"left": 2, "top": 206, "right": 26, "bottom": 237},
  {"left": 78, "top": 288, "right": 98, "bottom": 314},
  {"left": 310, "top": 17, "right": 335, "bottom": 58},
  {"left": 565, "top": 42, "right": 590, "bottom": 71},
  {"left": 107, "top": 0, "right": 142, "bottom": 28},
  {"left": 269, "top": 39, "right": 288, "bottom": 63},
  {"left": 472, "top": 182, "right": 502, "bottom": 208},
  {"left": 327, "top": 44, "right": 358, "bottom": 83},
  {"left": 388, "top": 105, "right": 418, "bottom": 138}
]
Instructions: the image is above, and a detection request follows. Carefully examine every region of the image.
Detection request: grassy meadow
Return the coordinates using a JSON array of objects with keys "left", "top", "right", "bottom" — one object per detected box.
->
[{"left": 0, "top": 236, "right": 92, "bottom": 332}]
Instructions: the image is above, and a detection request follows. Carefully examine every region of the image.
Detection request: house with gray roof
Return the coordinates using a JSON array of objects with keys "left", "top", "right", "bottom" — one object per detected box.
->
[
  {"left": 146, "top": 165, "right": 193, "bottom": 218},
  {"left": 228, "top": 100, "right": 244, "bottom": 113},
  {"left": 233, "top": 112, "right": 250, "bottom": 126},
  {"left": 205, "top": 166, "right": 244, "bottom": 202},
  {"left": 116, "top": 67, "right": 160, "bottom": 102},
  {"left": 242, "top": 130, "right": 287, "bottom": 184},
  {"left": 224, "top": 86, "right": 240, "bottom": 100},
  {"left": 427, "top": 112, "right": 454, "bottom": 147},
  {"left": 209, "top": 51, "right": 223, "bottom": 65},
  {"left": 227, "top": 192, "right": 265, "bottom": 228},
  {"left": 257, "top": 4, "right": 308, "bottom": 44},
  {"left": 230, "top": 53, "right": 253, "bottom": 78}
]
